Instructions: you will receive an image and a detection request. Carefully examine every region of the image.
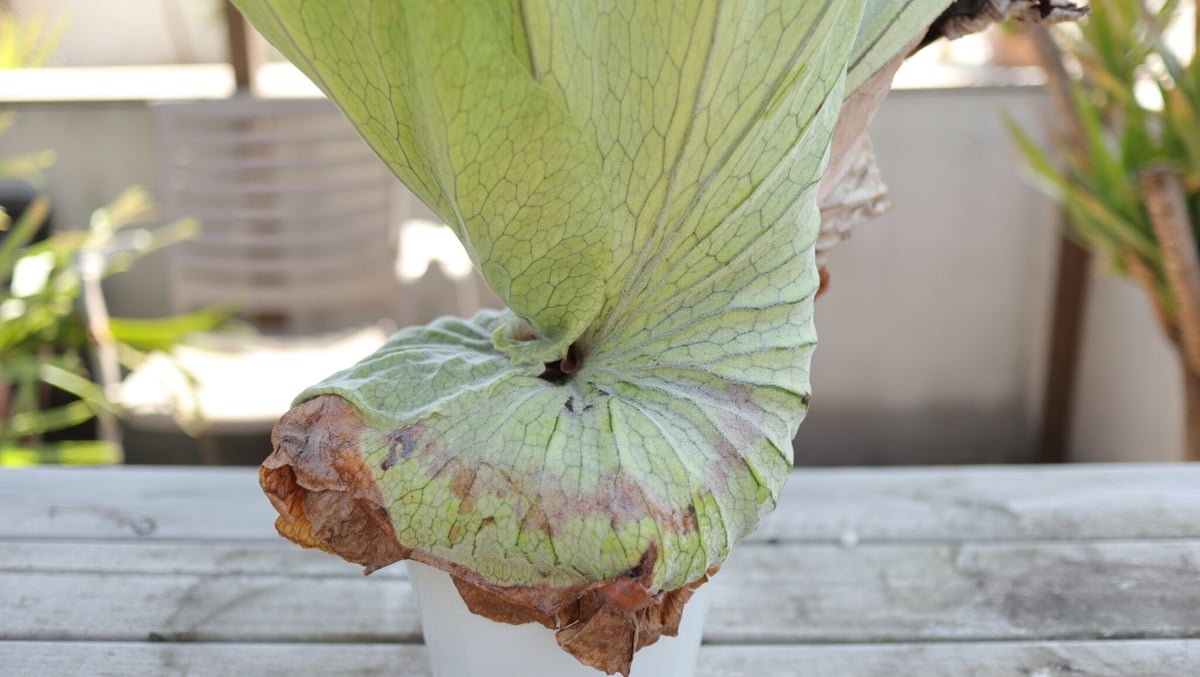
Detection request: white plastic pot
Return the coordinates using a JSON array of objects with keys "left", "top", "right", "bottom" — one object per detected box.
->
[{"left": 406, "top": 560, "right": 713, "bottom": 677}]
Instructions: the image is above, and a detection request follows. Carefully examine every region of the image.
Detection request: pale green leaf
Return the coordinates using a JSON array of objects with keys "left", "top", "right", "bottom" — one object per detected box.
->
[
  {"left": 235, "top": 1, "right": 610, "bottom": 364},
  {"left": 847, "top": 0, "right": 950, "bottom": 93},
  {"left": 237, "top": 0, "right": 951, "bottom": 594}
]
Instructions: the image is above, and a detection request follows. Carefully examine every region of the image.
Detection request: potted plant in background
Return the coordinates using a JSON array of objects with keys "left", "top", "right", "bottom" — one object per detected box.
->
[
  {"left": 0, "top": 3, "right": 230, "bottom": 465},
  {"left": 1008, "top": 0, "right": 1200, "bottom": 461},
  {"left": 231, "top": 1, "right": 1086, "bottom": 675},
  {"left": 0, "top": 4, "right": 66, "bottom": 69},
  {"left": 0, "top": 117, "right": 226, "bottom": 465}
]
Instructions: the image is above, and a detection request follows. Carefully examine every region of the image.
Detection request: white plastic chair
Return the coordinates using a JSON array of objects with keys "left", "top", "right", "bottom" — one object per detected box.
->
[
  {"left": 88, "top": 97, "right": 400, "bottom": 463},
  {"left": 155, "top": 97, "right": 399, "bottom": 330}
]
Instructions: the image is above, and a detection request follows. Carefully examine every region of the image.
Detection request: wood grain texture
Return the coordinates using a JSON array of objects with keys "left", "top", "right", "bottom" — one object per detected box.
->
[
  {"left": 711, "top": 541, "right": 1200, "bottom": 643},
  {"left": 759, "top": 464, "right": 1200, "bottom": 542},
  {"left": 4, "top": 540, "right": 1197, "bottom": 644},
  {"left": 0, "top": 641, "right": 431, "bottom": 677},
  {"left": 3, "top": 465, "right": 1197, "bottom": 675},
  {"left": 0, "top": 571, "right": 420, "bottom": 643},
  {"left": 1, "top": 640, "right": 1197, "bottom": 677},
  {"left": 698, "top": 640, "right": 1200, "bottom": 677},
  {"left": 3, "top": 465, "right": 1198, "bottom": 541},
  {"left": 0, "top": 466, "right": 271, "bottom": 541}
]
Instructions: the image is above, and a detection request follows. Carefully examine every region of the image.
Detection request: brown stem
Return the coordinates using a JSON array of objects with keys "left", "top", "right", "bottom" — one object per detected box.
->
[
  {"left": 1140, "top": 167, "right": 1200, "bottom": 375},
  {"left": 1127, "top": 245, "right": 1200, "bottom": 462},
  {"left": 1186, "top": 367, "right": 1200, "bottom": 462},
  {"left": 0, "top": 380, "right": 10, "bottom": 434},
  {"left": 1140, "top": 168, "right": 1200, "bottom": 462},
  {"left": 1031, "top": 28, "right": 1093, "bottom": 463},
  {"left": 1123, "top": 247, "right": 1180, "bottom": 345},
  {"left": 1038, "top": 235, "right": 1091, "bottom": 463},
  {"left": 1031, "top": 27, "right": 1089, "bottom": 168},
  {"left": 223, "top": 1, "right": 262, "bottom": 92}
]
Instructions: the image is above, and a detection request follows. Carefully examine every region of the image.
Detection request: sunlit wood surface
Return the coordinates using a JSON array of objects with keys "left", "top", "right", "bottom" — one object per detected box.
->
[{"left": 2, "top": 464, "right": 1198, "bottom": 676}]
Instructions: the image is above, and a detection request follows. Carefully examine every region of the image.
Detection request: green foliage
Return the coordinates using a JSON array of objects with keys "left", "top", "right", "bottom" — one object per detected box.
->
[
  {"left": 1008, "top": 0, "right": 1197, "bottom": 318},
  {"left": 0, "top": 7, "right": 67, "bottom": 69},
  {"left": 0, "top": 175, "right": 216, "bottom": 465},
  {"left": 0, "top": 115, "right": 55, "bottom": 180}
]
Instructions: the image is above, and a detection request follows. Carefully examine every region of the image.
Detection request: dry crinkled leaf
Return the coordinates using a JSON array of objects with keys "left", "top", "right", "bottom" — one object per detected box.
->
[
  {"left": 263, "top": 393, "right": 715, "bottom": 675},
  {"left": 263, "top": 397, "right": 410, "bottom": 572},
  {"left": 815, "top": 40, "right": 916, "bottom": 275}
]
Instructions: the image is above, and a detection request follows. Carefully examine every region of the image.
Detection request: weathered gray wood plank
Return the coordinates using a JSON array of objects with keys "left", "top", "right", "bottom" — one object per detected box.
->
[
  {"left": 0, "top": 571, "right": 422, "bottom": 643},
  {"left": 2, "top": 464, "right": 1198, "bottom": 542},
  {"left": 0, "top": 641, "right": 430, "bottom": 677},
  {"left": 0, "top": 467, "right": 273, "bottom": 541},
  {"left": 0, "top": 540, "right": 382, "bottom": 579},
  {"left": 760, "top": 464, "right": 1200, "bottom": 542},
  {"left": 3, "top": 465, "right": 1197, "bottom": 675},
  {"left": 714, "top": 540, "right": 1200, "bottom": 643},
  {"left": 2, "top": 640, "right": 1197, "bottom": 677},
  {"left": 699, "top": 640, "right": 1200, "bottom": 677},
  {"left": 5, "top": 540, "right": 1197, "bottom": 644}
]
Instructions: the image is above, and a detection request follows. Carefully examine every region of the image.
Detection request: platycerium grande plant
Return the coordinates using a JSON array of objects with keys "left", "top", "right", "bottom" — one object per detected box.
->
[{"left": 233, "top": 1, "right": 1085, "bottom": 674}]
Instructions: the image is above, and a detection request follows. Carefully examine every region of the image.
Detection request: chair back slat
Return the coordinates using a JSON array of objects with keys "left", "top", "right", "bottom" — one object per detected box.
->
[{"left": 152, "top": 97, "right": 400, "bottom": 333}]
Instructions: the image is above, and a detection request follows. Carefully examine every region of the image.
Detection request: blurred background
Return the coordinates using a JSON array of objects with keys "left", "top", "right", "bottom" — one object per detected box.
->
[{"left": 0, "top": 0, "right": 1192, "bottom": 466}]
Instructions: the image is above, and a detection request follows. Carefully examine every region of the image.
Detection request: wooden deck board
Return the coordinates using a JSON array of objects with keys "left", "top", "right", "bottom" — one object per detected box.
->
[
  {"left": 3, "top": 464, "right": 1198, "bottom": 542},
  {"left": 2, "top": 640, "right": 1197, "bottom": 677},
  {"left": 4, "top": 540, "right": 1197, "bottom": 644},
  {"left": 3, "top": 464, "right": 1197, "bottom": 675}
]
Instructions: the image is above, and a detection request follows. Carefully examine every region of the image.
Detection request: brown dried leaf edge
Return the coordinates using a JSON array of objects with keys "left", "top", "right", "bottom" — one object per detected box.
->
[{"left": 261, "top": 395, "right": 716, "bottom": 676}]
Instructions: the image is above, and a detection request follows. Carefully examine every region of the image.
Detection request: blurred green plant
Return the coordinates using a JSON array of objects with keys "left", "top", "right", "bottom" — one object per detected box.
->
[
  {"left": 0, "top": 7, "right": 66, "bottom": 68},
  {"left": 1006, "top": 0, "right": 1200, "bottom": 460},
  {"left": 0, "top": 115, "right": 55, "bottom": 177},
  {"left": 1, "top": 150, "right": 223, "bottom": 467}
]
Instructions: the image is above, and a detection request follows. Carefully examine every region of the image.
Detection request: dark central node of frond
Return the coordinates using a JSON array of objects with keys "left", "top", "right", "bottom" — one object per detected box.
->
[{"left": 540, "top": 344, "right": 581, "bottom": 384}]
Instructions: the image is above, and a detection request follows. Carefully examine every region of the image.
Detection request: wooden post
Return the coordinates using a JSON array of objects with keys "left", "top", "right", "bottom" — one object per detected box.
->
[
  {"left": 1038, "top": 234, "right": 1091, "bottom": 463},
  {"left": 223, "top": 1, "right": 261, "bottom": 93},
  {"left": 1032, "top": 27, "right": 1093, "bottom": 463}
]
